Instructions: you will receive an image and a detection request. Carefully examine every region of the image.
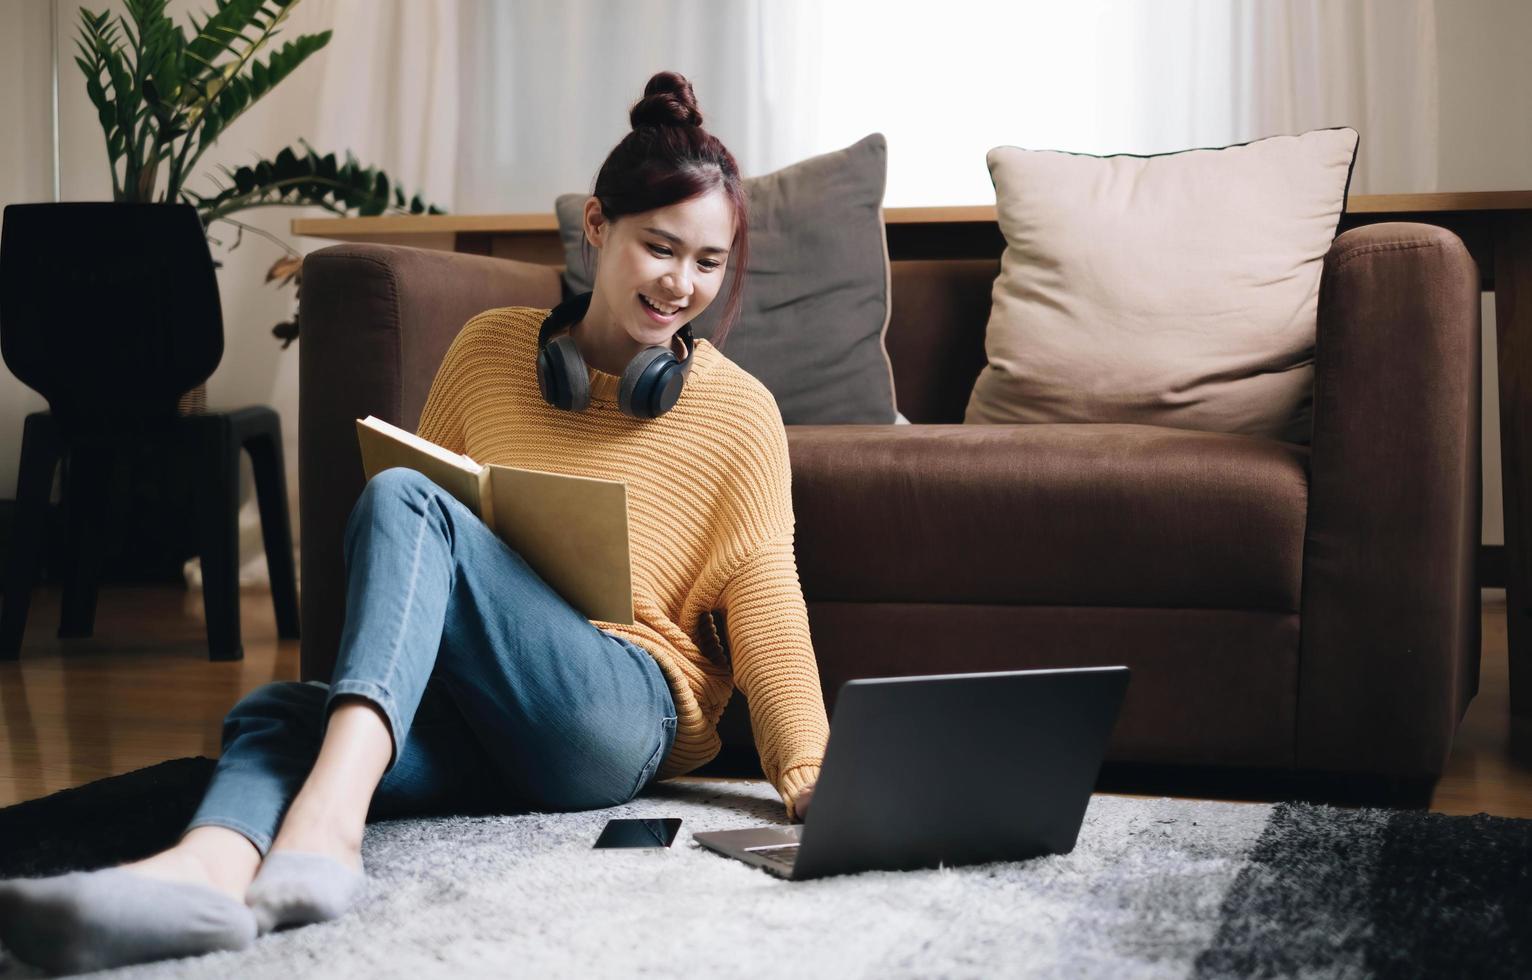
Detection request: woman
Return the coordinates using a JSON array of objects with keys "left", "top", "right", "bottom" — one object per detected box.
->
[{"left": 0, "top": 71, "right": 829, "bottom": 974}]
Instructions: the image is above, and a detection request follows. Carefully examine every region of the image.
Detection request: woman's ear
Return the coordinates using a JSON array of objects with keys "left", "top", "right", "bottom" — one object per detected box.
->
[{"left": 583, "top": 196, "right": 608, "bottom": 249}]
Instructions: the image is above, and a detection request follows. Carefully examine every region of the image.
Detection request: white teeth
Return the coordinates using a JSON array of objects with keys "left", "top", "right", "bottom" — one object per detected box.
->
[{"left": 642, "top": 295, "right": 679, "bottom": 315}]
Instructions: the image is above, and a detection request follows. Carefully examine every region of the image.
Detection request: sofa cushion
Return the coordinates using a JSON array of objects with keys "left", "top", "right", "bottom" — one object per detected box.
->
[
  {"left": 966, "top": 128, "right": 1359, "bottom": 444},
  {"left": 555, "top": 133, "right": 897, "bottom": 424},
  {"left": 788, "top": 604, "right": 1300, "bottom": 768},
  {"left": 786, "top": 423, "right": 1308, "bottom": 612}
]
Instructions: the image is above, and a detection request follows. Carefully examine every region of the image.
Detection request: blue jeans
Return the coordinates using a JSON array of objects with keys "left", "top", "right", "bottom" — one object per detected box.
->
[{"left": 185, "top": 467, "right": 678, "bottom": 854}]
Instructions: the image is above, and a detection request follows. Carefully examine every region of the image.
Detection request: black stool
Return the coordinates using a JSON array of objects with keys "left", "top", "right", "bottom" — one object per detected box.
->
[{"left": 1, "top": 408, "right": 299, "bottom": 660}]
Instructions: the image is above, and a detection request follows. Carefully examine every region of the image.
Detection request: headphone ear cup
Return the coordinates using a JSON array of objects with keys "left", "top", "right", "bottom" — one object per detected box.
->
[
  {"left": 619, "top": 346, "right": 683, "bottom": 419},
  {"left": 538, "top": 335, "right": 590, "bottom": 411}
]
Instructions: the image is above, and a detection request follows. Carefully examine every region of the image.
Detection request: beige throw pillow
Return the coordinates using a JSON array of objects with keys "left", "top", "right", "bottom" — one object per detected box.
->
[{"left": 965, "top": 128, "right": 1359, "bottom": 444}]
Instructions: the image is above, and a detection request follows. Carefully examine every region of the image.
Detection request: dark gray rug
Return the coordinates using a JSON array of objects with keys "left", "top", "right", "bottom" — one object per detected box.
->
[{"left": 0, "top": 759, "right": 1528, "bottom": 978}]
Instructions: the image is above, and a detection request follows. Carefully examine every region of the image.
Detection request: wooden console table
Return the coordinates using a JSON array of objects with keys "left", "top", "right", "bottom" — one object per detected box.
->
[{"left": 295, "top": 190, "right": 1532, "bottom": 714}]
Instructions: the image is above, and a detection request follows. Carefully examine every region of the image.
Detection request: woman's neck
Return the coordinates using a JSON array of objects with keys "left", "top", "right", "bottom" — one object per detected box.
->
[
  {"left": 569, "top": 314, "right": 640, "bottom": 376},
  {"left": 571, "top": 301, "right": 680, "bottom": 376}
]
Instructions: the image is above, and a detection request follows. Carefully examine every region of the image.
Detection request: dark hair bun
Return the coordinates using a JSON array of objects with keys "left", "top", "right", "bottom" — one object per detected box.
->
[{"left": 630, "top": 71, "right": 704, "bottom": 130}]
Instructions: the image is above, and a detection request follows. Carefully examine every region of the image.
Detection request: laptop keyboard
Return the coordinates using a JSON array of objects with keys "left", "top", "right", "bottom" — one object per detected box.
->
[{"left": 746, "top": 844, "right": 799, "bottom": 872}]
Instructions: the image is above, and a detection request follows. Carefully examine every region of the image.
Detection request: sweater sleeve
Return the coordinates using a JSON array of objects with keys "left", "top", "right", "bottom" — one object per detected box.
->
[{"left": 718, "top": 528, "right": 830, "bottom": 823}]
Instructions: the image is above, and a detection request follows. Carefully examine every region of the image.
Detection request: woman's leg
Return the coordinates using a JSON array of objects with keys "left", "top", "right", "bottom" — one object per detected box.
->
[
  {"left": 0, "top": 468, "right": 560, "bottom": 968},
  {"left": 228, "top": 466, "right": 677, "bottom": 931},
  {"left": 306, "top": 465, "right": 677, "bottom": 822},
  {"left": 110, "top": 467, "right": 510, "bottom": 894},
  {"left": 300, "top": 464, "right": 679, "bottom": 819},
  {"left": 178, "top": 467, "right": 518, "bottom": 867},
  {"left": 262, "top": 695, "right": 390, "bottom": 868},
  {"left": 114, "top": 677, "right": 367, "bottom": 905},
  {"left": 131, "top": 459, "right": 652, "bottom": 891},
  {"left": 384, "top": 479, "right": 680, "bottom": 815},
  {"left": 126, "top": 680, "right": 325, "bottom": 897},
  {"left": 0, "top": 675, "right": 503, "bottom": 971}
]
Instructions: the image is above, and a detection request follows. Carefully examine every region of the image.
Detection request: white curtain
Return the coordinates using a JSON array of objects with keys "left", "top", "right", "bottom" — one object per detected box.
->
[
  {"left": 292, "top": 0, "right": 826, "bottom": 212},
  {"left": 305, "top": 0, "right": 462, "bottom": 208},
  {"left": 296, "top": 0, "right": 1437, "bottom": 210},
  {"left": 1230, "top": 0, "right": 1438, "bottom": 194},
  {"left": 451, "top": 0, "right": 824, "bottom": 212},
  {"left": 804, "top": 0, "right": 1437, "bottom": 205}
]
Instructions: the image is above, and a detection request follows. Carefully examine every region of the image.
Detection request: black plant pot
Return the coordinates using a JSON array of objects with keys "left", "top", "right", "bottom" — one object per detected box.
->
[{"left": 1, "top": 202, "right": 224, "bottom": 587}]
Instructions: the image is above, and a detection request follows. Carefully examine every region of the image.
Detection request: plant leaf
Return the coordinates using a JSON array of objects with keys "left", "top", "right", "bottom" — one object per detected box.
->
[
  {"left": 191, "top": 143, "right": 448, "bottom": 225},
  {"left": 265, "top": 254, "right": 302, "bottom": 284}
]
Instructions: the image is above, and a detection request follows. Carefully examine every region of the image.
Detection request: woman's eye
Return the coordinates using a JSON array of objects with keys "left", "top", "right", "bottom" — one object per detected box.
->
[{"left": 651, "top": 244, "right": 719, "bottom": 272}]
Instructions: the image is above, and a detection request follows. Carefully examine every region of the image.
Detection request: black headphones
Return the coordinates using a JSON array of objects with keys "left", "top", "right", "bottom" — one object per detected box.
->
[{"left": 537, "top": 290, "right": 696, "bottom": 419}]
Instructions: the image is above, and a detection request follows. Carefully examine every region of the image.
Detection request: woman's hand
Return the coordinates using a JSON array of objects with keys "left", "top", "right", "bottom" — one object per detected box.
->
[{"left": 792, "top": 782, "right": 815, "bottom": 824}]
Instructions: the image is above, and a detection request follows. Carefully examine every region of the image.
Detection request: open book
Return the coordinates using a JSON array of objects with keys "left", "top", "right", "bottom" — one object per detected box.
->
[{"left": 355, "top": 416, "right": 634, "bottom": 625}]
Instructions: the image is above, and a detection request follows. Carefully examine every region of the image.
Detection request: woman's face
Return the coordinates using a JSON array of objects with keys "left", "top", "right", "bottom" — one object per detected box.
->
[{"left": 583, "top": 187, "right": 735, "bottom": 350}]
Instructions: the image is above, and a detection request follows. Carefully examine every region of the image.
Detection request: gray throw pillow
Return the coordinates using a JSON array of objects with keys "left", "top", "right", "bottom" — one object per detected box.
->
[{"left": 554, "top": 132, "right": 897, "bottom": 424}]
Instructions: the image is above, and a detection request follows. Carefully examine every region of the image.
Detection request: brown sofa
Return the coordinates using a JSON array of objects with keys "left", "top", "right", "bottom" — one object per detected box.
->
[{"left": 298, "top": 221, "right": 1481, "bottom": 796}]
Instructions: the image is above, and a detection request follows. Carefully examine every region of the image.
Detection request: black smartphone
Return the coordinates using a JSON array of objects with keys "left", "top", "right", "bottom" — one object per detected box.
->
[{"left": 593, "top": 818, "right": 683, "bottom": 848}]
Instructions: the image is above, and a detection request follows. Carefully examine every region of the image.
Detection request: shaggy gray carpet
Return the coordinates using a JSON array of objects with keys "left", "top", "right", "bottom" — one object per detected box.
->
[{"left": 2, "top": 772, "right": 1529, "bottom": 979}]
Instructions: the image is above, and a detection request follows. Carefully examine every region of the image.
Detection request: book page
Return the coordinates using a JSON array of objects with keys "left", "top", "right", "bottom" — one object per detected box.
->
[
  {"left": 355, "top": 416, "right": 485, "bottom": 517},
  {"left": 484, "top": 465, "right": 634, "bottom": 625}
]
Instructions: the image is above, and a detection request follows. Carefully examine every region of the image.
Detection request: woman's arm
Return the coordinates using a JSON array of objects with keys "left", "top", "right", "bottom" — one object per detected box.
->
[{"left": 718, "top": 529, "right": 831, "bottom": 823}]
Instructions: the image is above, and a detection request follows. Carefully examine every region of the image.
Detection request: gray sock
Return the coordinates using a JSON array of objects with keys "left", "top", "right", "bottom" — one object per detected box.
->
[
  {"left": 244, "top": 851, "right": 369, "bottom": 934},
  {"left": 0, "top": 867, "right": 257, "bottom": 974}
]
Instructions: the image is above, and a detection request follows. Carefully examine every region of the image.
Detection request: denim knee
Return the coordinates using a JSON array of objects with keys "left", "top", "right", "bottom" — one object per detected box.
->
[
  {"left": 367, "top": 466, "right": 437, "bottom": 499},
  {"left": 346, "top": 467, "right": 449, "bottom": 550},
  {"left": 350, "top": 466, "right": 436, "bottom": 523}
]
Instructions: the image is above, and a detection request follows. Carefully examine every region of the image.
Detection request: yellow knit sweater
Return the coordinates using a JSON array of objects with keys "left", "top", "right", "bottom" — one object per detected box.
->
[{"left": 414, "top": 306, "right": 829, "bottom": 820}]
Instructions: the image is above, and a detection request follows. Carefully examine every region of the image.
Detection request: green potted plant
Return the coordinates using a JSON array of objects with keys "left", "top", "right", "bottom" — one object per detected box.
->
[{"left": 71, "top": 0, "right": 444, "bottom": 355}]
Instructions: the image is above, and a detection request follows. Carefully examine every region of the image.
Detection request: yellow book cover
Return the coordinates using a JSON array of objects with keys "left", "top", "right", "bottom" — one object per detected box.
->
[{"left": 355, "top": 416, "right": 634, "bottom": 625}]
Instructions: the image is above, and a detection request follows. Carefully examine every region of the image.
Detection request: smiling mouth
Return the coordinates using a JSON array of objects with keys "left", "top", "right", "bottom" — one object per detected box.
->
[{"left": 640, "top": 294, "right": 683, "bottom": 316}]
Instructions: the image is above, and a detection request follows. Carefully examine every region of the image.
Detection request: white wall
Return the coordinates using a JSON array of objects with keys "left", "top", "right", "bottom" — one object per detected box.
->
[{"left": 1, "top": 2, "right": 56, "bottom": 466}]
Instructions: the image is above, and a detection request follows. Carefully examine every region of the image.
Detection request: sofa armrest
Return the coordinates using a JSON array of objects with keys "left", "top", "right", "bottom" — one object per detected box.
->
[
  {"left": 1298, "top": 222, "right": 1481, "bottom": 776},
  {"left": 298, "top": 243, "right": 564, "bottom": 680}
]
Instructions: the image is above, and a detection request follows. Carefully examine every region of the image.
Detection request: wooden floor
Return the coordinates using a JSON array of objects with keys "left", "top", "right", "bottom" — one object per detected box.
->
[{"left": 1, "top": 585, "right": 1529, "bottom": 818}]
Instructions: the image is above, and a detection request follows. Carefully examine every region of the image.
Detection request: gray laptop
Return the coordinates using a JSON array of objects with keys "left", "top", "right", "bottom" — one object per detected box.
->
[{"left": 692, "top": 665, "right": 1130, "bottom": 880}]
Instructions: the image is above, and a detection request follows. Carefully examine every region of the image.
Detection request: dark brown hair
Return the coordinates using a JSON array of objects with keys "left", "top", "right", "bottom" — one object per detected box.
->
[{"left": 581, "top": 71, "right": 749, "bottom": 349}]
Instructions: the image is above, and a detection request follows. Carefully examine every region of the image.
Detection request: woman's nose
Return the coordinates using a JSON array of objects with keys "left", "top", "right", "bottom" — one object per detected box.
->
[{"left": 663, "top": 272, "right": 692, "bottom": 299}]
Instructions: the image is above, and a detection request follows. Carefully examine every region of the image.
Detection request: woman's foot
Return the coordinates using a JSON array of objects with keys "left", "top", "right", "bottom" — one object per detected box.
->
[
  {"left": 0, "top": 827, "right": 262, "bottom": 972},
  {"left": 0, "top": 868, "right": 257, "bottom": 974},
  {"left": 246, "top": 778, "right": 370, "bottom": 932},
  {"left": 121, "top": 828, "right": 260, "bottom": 904},
  {"left": 244, "top": 852, "right": 369, "bottom": 935}
]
